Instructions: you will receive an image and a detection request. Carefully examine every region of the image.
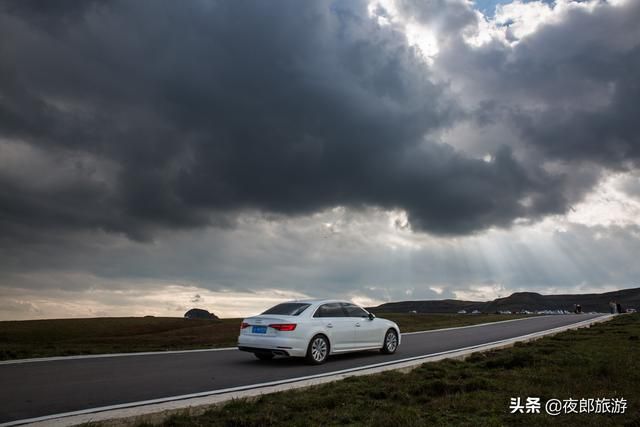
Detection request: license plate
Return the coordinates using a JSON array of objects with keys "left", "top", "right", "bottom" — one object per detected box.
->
[{"left": 252, "top": 325, "right": 267, "bottom": 334}]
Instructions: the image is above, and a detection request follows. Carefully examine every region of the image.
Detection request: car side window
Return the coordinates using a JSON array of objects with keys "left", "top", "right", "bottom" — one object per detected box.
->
[
  {"left": 342, "top": 303, "right": 369, "bottom": 317},
  {"left": 314, "top": 303, "right": 346, "bottom": 318}
]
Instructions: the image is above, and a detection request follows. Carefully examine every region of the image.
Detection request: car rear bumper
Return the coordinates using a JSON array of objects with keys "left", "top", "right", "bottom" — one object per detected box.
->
[
  {"left": 237, "top": 334, "right": 307, "bottom": 357},
  {"left": 238, "top": 346, "right": 291, "bottom": 356}
]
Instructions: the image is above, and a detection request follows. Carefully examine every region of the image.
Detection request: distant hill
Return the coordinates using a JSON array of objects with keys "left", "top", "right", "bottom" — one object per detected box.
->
[
  {"left": 370, "top": 287, "right": 640, "bottom": 314},
  {"left": 370, "top": 299, "right": 484, "bottom": 314}
]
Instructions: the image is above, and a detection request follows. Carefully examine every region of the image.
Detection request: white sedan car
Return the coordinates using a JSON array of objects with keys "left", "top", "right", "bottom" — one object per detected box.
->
[{"left": 237, "top": 299, "right": 401, "bottom": 364}]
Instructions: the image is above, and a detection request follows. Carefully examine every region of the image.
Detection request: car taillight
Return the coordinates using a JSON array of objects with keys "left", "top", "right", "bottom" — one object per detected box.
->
[
  {"left": 269, "top": 323, "right": 296, "bottom": 331},
  {"left": 240, "top": 322, "right": 250, "bottom": 330}
]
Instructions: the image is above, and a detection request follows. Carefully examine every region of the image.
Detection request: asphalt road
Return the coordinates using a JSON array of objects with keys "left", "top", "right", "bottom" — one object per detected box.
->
[{"left": 0, "top": 314, "right": 604, "bottom": 423}]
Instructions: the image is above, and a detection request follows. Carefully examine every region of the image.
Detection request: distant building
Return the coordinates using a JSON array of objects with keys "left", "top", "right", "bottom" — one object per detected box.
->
[{"left": 184, "top": 308, "right": 219, "bottom": 320}]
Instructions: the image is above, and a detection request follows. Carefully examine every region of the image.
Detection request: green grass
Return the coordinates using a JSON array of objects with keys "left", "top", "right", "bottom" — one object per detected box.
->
[
  {"left": 0, "top": 317, "right": 241, "bottom": 360},
  {"left": 144, "top": 314, "right": 640, "bottom": 427},
  {"left": 0, "top": 313, "right": 531, "bottom": 361}
]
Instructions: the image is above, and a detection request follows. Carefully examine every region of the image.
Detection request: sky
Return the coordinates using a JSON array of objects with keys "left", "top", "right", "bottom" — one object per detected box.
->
[{"left": 1, "top": 0, "right": 639, "bottom": 320}]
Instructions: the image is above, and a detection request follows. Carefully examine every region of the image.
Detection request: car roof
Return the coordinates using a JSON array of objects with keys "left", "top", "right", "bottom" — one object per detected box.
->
[{"left": 284, "top": 298, "right": 350, "bottom": 305}]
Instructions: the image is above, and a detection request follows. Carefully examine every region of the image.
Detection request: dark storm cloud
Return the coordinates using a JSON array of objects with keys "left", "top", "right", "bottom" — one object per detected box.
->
[
  {"left": 0, "top": 0, "right": 624, "bottom": 240},
  {"left": 437, "top": 0, "right": 640, "bottom": 168},
  {"left": 507, "top": 1, "right": 640, "bottom": 168}
]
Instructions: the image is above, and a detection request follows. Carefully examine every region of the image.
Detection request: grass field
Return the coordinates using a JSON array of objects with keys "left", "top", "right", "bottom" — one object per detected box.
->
[
  {"left": 0, "top": 313, "right": 532, "bottom": 361},
  {"left": 145, "top": 314, "right": 640, "bottom": 427},
  {"left": 0, "top": 317, "right": 241, "bottom": 360}
]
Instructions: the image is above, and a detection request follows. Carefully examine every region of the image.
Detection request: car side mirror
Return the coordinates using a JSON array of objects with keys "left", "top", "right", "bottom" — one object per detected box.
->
[{"left": 368, "top": 313, "right": 375, "bottom": 320}]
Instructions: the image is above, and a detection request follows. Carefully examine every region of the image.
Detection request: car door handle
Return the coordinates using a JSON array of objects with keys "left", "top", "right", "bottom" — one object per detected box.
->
[
  {"left": 355, "top": 323, "right": 361, "bottom": 327},
  {"left": 327, "top": 323, "right": 333, "bottom": 328}
]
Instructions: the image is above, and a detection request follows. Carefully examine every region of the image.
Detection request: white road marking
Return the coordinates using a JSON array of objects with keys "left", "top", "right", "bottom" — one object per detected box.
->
[
  {"left": 401, "top": 315, "right": 540, "bottom": 335},
  {"left": 0, "top": 346, "right": 236, "bottom": 365}
]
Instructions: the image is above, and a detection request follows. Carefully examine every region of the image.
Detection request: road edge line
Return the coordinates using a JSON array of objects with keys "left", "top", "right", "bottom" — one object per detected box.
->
[
  {"left": 0, "top": 346, "right": 237, "bottom": 365},
  {"left": 401, "top": 315, "right": 539, "bottom": 335}
]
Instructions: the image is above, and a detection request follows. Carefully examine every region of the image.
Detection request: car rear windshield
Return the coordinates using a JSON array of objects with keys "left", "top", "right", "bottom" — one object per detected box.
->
[{"left": 262, "top": 303, "right": 311, "bottom": 316}]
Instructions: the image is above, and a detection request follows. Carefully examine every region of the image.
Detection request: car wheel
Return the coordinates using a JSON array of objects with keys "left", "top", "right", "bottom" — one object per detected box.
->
[
  {"left": 381, "top": 329, "right": 398, "bottom": 354},
  {"left": 254, "top": 352, "right": 274, "bottom": 361},
  {"left": 305, "top": 334, "right": 329, "bottom": 365}
]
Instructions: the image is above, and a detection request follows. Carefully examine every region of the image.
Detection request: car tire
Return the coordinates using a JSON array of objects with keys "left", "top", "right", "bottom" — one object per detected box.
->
[
  {"left": 254, "top": 352, "right": 274, "bottom": 361},
  {"left": 381, "top": 329, "right": 398, "bottom": 354},
  {"left": 305, "top": 334, "right": 329, "bottom": 365}
]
